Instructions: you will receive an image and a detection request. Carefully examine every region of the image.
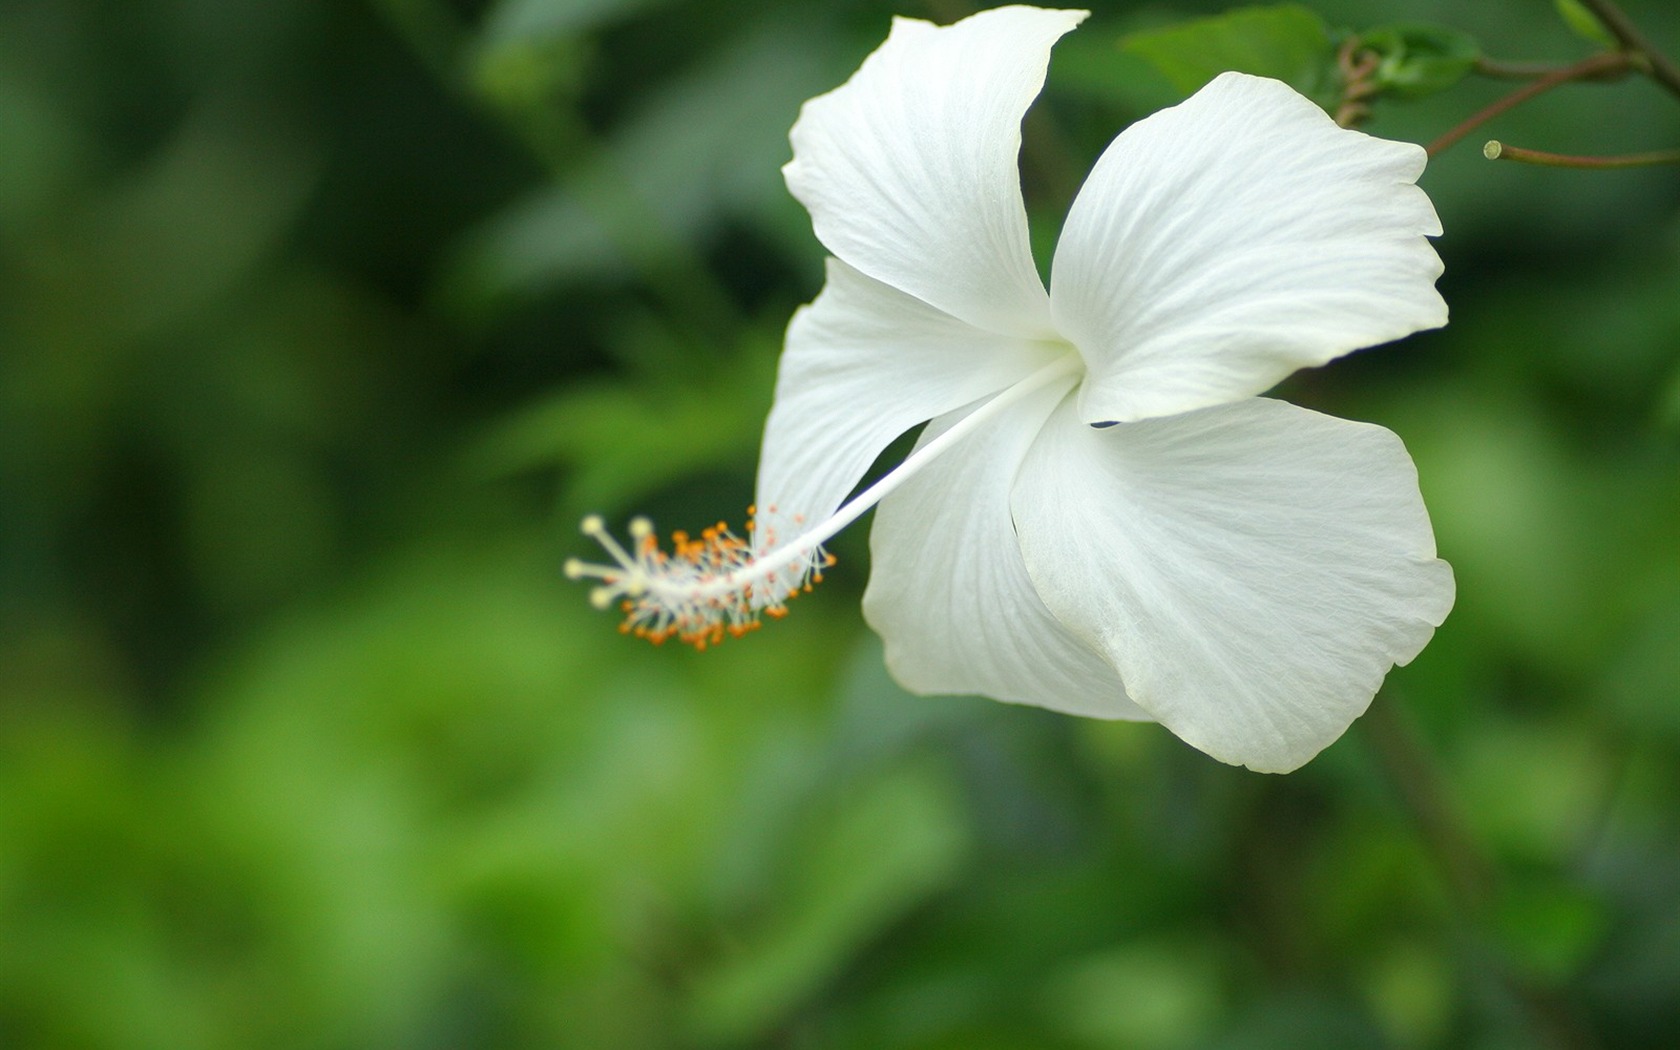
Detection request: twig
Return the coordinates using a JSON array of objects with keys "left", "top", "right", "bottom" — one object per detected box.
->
[
  {"left": 1427, "top": 51, "right": 1632, "bottom": 156},
  {"left": 1484, "top": 140, "right": 1680, "bottom": 167},
  {"left": 1574, "top": 0, "right": 1680, "bottom": 99},
  {"left": 1334, "top": 36, "right": 1384, "bottom": 128},
  {"left": 1474, "top": 55, "right": 1622, "bottom": 79}
]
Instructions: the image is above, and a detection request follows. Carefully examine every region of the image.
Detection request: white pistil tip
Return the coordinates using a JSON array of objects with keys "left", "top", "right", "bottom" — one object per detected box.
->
[{"left": 564, "top": 507, "right": 834, "bottom": 650}]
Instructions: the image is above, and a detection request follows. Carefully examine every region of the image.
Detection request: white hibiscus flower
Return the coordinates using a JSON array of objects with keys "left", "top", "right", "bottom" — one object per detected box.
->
[{"left": 569, "top": 5, "right": 1454, "bottom": 773}]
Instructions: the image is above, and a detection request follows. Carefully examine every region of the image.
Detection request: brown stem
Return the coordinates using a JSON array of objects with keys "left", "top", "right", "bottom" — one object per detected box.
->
[
  {"left": 1334, "top": 36, "right": 1384, "bottom": 127},
  {"left": 1484, "top": 140, "right": 1680, "bottom": 167},
  {"left": 1427, "top": 50, "right": 1633, "bottom": 156},
  {"left": 1474, "top": 55, "right": 1622, "bottom": 79},
  {"left": 1575, "top": 0, "right": 1680, "bottom": 99}
]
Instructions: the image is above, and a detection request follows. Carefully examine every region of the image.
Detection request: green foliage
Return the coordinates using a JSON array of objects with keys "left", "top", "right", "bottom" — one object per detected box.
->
[
  {"left": 1118, "top": 5, "right": 1340, "bottom": 108},
  {"left": 4, "top": 0, "right": 1680, "bottom": 1047},
  {"left": 1555, "top": 0, "right": 1620, "bottom": 48},
  {"left": 450, "top": 17, "right": 832, "bottom": 308},
  {"left": 1356, "top": 23, "right": 1483, "bottom": 98},
  {"left": 464, "top": 321, "right": 779, "bottom": 512},
  {"left": 684, "top": 760, "right": 967, "bottom": 1043}
]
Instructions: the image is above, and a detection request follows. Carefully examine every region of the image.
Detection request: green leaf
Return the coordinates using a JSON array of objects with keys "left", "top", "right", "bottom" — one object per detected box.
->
[
  {"left": 1554, "top": 0, "right": 1618, "bottom": 48},
  {"left": 1044, "top": 939, "right": 1222, "bottom": 1047},
  {"left": 1664, "top": 364, "right": 1680, "bottom": 432},
  {"left": 479, "top": 0, "right": 674, "bottom": 46},
  {"left": 450, "top": 21, "right": 834, "bottom": 305},
  {"left": 1600, "top": 596, "right": 1680, "bottom": 735},
  {"left": 471, "top": 0, "right": 685, "bottom": 112},
  {"left": 1119, "top": 5, "right": 1339, "bottom": 107},
  {"left": 460, "top": 325, "right": 778, "bottom": 512},
  {"left": 1494, "top": 880, "right": 1608, "bottom": 982},
  {"left": 471, "top": 33, "right": 589, "bottom": 114},
  {"left": 682, "top": 761, "right": 967, "bottom": 1043},
  {"left": 1356, "top": 23, "right": 1482, "bottom": 99}
]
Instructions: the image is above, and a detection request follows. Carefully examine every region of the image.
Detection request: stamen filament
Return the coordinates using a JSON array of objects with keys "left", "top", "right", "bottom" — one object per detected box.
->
[{"left": 569, "top": 353, "right": 1081, "bottom": 647}]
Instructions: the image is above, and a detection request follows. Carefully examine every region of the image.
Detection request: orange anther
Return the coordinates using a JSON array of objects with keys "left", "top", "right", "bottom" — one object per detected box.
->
[{"left": 577, "top": 502, "right": 830, "bottom": 653}]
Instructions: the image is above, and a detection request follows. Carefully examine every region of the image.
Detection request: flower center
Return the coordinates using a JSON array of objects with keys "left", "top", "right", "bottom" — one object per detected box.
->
[{"left": 566, "top": 353, "right": 1082, "bottom": 649}]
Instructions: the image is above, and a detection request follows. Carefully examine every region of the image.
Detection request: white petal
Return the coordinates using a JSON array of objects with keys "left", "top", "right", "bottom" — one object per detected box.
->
[
  {"left": 1011, "top": 397, "right": 1454, "bottom": 772},
  {"left": 1050, "top": 72, "right": 1447, "bottom": 423},
  {"left": 861, "top": 380, "right": 1148, "bottom": 721},
  {"left": 754, "top": 258, "right": 1056, "bottom": 564},
  {"left": 783, "top": 6, "right": 1087, "bottom": 338}
]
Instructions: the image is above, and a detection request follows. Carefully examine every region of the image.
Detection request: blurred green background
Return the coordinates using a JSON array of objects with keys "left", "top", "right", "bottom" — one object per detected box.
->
[{"left": 2, "top": 0, "right": 1678, "bottom": 1046}]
